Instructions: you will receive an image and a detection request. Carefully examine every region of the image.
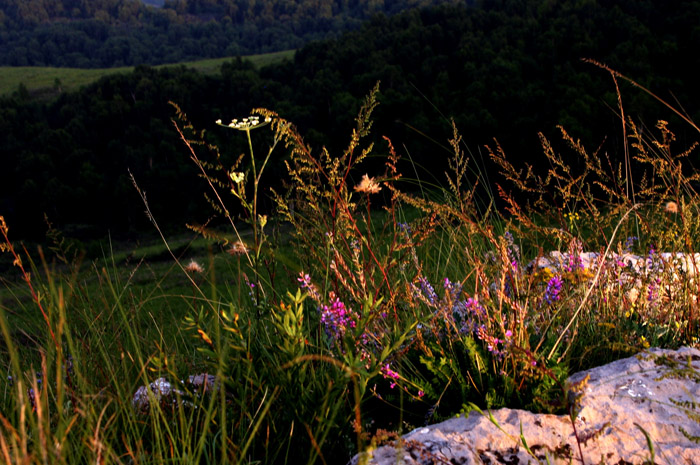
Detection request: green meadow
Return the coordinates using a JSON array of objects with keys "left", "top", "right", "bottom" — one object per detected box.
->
[{"left": 0, "top": 49, "right": 295, "bottom": 97}]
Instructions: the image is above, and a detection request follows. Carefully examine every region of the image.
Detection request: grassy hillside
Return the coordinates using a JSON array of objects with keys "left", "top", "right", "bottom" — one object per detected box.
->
[
  {"left": 0, "top": 49, "right": 295, "bottom": 97},
  {"left": 2, "top": 82, "right": 699, "bottom": 463}
]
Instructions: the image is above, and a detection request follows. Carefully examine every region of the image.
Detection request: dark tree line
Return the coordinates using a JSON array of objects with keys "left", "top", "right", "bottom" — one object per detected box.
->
[
  {"left": 2, "top": 0, "right": 700, "bottom": 240},
  {"left": 0, "top": 0, "right": 468, "bottom": 67}
]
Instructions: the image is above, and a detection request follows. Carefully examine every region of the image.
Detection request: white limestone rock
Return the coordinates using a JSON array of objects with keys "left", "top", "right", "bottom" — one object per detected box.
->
[{"left": 351, "top": 347, "right": 700, "bottom": 465}]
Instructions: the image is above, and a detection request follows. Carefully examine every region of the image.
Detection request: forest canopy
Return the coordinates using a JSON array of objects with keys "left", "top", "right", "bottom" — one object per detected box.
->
[{"left": 0, "top": 0, "right": 469, "bottom": 67}]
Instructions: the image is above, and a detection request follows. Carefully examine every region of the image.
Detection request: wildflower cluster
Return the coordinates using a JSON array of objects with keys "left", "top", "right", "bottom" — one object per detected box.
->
[
  {"left": 397, "top": 222, "right": 411, "bottom": 234},
  {"left": 320, "top": 292, "right": 358, "bottom": 343},
  {"left": 227, "top": 240, "right": 249, "bottom": 256},
  {"left": 646, "top": 245, "right": 657, "bottom": 269},
  {"left": 647, "top": 277, "right": 661, "bottom": 305},
  {"left": 413, "top": 276, "right": 491, "bottom": 347},
  {"left": 244, "top": 277, "right": 257, "bottom": 305},
  {"left": 296, "top": 270, "right": 420, "bottom": 398},
  {"left": 26, "top": 373, "right": 42, "bottom": 412},
  {"left": 229, "top": 171, "right": 245, "bottom": 184},
  {"left": 665, "top": 201, "right": 679, "bottom": 214},
  {"left": 476, "top": 326, "right": 513, "bottom": 359}
]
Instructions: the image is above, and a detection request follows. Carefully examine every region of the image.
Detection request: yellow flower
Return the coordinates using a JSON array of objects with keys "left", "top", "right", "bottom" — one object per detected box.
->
[
  {"left": 197, "top": 328, "right": 213, "bottom": 346},
  {"left": 565, "top": 211, "right": 580, "bottom": 228},
  {"left": 230, "top": 171, "right": 245, "bottom": 184},
  {"left": 354, "top": 174, "right": 382, "bottom": 194}
]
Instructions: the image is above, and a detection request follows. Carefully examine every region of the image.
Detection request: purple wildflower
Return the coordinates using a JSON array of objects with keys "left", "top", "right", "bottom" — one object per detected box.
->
[
  {"left": 544, "top": 275, "right": 563, "bottom": 304},
  {"left": 297, "top": 271, "right": 320, "bottom": 301},
  {"left": 380, "top": 363, "right": 400, "bottom": 388},
  {"left": 565, "top": 254, "right": 583, "bottom": 272},
  {"left": 647, "top": 277, "right": 661, "bottom": 303},
  {"left": 244, "top": 277, "right": 257, "bottom": 304},
  {"left": 504, "top": 231, "right": 521, "bottom": 271},
  {"left": 414, "top": 277, "right": 487, "bottom": 339},
  {"left": 504, "top": 231, "right": 514, "bottom": 244},
  {"left": 476, "top": 326, "right": 507, "bottom": 359},
  {"left": 28, "top": 387, "right": 37, "bottom": 411},
  {"left": 417, "top": 276, "right": 437, "bottom": 305},
  {"left": 624, "top": 236, "right": 638, "bottom": 253},
  {"left": 320, "top": 294, "right": 357, "bottom": 343},
  {"left": 297, "top": 273, "right": 311, "bottom": 285},
  {"left": 647, "top": 245, "right": 658, "bottom": 270},
  {"left": 453, "top": 296, "right": 485, "bottom": 334},
  {"left": 443, "top": 277, "right": 463, "bottom": 303}
]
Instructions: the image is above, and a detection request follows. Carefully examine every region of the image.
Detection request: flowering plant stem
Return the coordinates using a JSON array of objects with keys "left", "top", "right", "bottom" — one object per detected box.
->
[
  {"left": 0, "top": 216, "right": 58, "bottom": 349},
  {"left": 244, "top": 125, "right": 277, "bottom": 281}
]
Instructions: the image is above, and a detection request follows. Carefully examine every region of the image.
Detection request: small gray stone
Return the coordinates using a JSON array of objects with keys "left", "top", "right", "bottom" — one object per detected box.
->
[{"left": 131, "top": 373, "right": 222, "bottom": 413}]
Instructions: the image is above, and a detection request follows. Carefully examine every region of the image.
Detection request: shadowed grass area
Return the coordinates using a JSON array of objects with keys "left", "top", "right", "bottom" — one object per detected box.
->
[{"left": 0, "top": 49, "right": 295, "bottom": 97}]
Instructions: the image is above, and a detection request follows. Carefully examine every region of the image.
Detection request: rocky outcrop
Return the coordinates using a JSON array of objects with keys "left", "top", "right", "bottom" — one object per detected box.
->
[
  {"left": 351, "top": 347, "right": 700, "bottom": 465},
  {"left": 132, "top": 373, "right": 220, "bottom": 413}
]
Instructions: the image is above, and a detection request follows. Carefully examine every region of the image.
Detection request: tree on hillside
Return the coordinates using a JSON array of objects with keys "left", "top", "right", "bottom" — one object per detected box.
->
[{"left": 0, "top": 0, "right": 468, "bottom": 67}]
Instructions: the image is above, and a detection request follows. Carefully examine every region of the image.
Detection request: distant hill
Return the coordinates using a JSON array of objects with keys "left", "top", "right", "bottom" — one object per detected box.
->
[
  {"left": 0, "top": 0, "right": 469, "bottom": 68},
  {"left": 0, "top": 49, "right": 295, "bottom": 97},
  {"left": 3, "top": 0, "right": 699, "bottom": 241}
]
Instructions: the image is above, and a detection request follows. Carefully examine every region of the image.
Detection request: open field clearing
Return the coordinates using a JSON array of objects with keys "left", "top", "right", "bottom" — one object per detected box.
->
[{"left": 0, "top": 49, "right": 295, "bottom": 96}]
